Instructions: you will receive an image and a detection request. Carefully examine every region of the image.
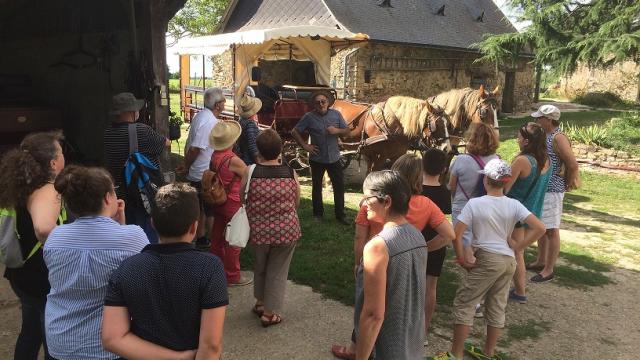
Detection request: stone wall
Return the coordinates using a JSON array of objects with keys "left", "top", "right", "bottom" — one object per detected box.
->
[
  {"left": 212, "top": 42, "right": 535, "bottom": 112},
  {"left": 212, "top": 50, "right": 233, "bottom": 88},
  {"left": 331, "top": 42, "right": 534, "bottom": 112},
  {"left": 558, "top": 61, "right": 639, "bottom": 102},
  {"left": 574, "top": 143, "right": 640, "bottom": 171}
]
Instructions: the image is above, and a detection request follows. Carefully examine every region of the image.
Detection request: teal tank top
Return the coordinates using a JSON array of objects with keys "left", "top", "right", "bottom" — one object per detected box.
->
[{"left": 507, "top": 155, "right": 552, "bottom": 218}]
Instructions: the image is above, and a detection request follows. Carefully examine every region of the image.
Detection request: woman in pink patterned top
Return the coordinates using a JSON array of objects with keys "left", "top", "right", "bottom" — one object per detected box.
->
[{"left": 241, "top": 129, "right": 301, "bottom": 327}]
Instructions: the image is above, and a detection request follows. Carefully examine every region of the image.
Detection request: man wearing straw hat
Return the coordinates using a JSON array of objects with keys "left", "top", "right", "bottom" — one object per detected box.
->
[
  {"left": 104, "top": 92, "right": 169, "bottom": 243},
  {"left": 292, "top": 90, "right": 351, "bottom": 225},
  {"left": 235, "top": 94, "right": 262, "bottom": 165},
  {"left": 177, "top": 87, "right": 224, "bottom": 249}
]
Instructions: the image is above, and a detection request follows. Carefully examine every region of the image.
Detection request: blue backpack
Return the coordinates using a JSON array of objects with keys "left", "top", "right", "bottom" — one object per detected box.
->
[{"left": 124, "top": 124, "right": 164, "bottom": 215}]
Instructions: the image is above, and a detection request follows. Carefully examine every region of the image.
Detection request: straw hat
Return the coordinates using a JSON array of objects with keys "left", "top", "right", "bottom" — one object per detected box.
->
[
  {"left": 309, "top": 90, "right": 335, "bottom": 107},
  {"left": 210, "top": 120, "right": 241, "bottom": 151},
  {"left": 237, "top": 95, "right": 262, "bottom": 118},
  {"left": 110, "top": 92, "right": 145, "bottom": 115}
]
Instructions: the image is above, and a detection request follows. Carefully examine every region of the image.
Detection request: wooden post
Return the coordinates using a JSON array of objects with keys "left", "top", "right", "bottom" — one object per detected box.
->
[
  {"left": 534, "top": 63, "right": 542, "bottom": 103},
  {"left": 179, "top": 54, "right": 190, "bottom": 113}
]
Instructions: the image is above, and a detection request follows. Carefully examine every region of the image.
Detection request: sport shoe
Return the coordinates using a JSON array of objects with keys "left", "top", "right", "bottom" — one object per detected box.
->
[
  {"left": 426, "top": 352, "right": 457, "bottom": 360},
  {"left": 228, "top": 275, "right": 253, "bottom": 287},
  {"left": 465, "top": 343, "right": 503, "bottom": 360},
  {"left": 474, "top": 303, "right": 484, "bottom": 318},
  {"left": 530, "top": 272, "right": 554, "bottom": 283},
  {"left": 508, "top": 288, "right": 528, "bottom": 304}
]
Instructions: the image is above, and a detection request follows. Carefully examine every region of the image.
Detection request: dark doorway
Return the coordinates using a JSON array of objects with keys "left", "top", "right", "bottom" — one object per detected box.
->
[{"left": 502, "top": 71, "right": 516, "bottom": 113}]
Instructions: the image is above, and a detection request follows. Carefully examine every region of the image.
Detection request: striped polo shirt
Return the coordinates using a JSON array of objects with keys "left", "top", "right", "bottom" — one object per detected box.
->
[
  {"left": 546, "top": 127, "right": 566, "bottom": 193},
  {"left": 104, "top": 122, "right": 166, "bottom": 199},
  {"left": 44, "top": 216, "right": 148, "bottom": 360}
]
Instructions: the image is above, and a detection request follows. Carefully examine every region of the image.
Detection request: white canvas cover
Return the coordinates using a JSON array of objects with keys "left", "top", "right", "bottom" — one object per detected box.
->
[{"left": 174, "top": 26, "right": 367, "bottom": 99}]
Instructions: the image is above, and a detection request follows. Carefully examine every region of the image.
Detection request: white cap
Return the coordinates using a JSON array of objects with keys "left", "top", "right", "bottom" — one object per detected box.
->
[
  {"left": 478, "top": 158, "right": 512, "bottom": 182},
  {"left": 531, "top": 104, "right": 561, "bottom": 121}
]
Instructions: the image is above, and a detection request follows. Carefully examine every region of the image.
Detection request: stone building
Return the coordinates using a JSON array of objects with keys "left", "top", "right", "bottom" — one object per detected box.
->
[
  {"left": 557, "top": 61, "right": 640, "bottom": 103},
  {"left": 195, "top": 0, "right": 534, "bottom": 113}
]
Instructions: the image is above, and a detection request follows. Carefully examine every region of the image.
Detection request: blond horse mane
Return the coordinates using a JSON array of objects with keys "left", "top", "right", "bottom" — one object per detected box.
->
[
  {"left": 372, "top": 96, "right": 435, "bottom": 138},
  {"left": 430, "top": 88, "right": 487, "bottom": 130}
]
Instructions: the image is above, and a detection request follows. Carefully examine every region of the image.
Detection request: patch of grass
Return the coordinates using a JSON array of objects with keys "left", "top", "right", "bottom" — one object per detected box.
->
[
  {"left": 553, "top": 265, "right": 613, "bottom": 288},
  {"left": 559, "top": 243, "right": 613, "bottom": 273},
  {"left": 503, "top": 320, "right": 551, "bottom": 343},
  {"left": 572, "top": 91, "right": 625, "bottom": 108}
]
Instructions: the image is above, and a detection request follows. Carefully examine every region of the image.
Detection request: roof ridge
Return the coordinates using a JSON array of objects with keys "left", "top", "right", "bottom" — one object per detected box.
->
[{"left": 318, "top": 0, "right": 351, "bottom": 32}]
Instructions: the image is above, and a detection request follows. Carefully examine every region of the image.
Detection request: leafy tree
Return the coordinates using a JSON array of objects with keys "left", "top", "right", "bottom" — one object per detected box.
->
[
  {"left": 477, "top": 0, "right": 640, "bottom": 101},
  {"left": 168, "top": 0, "right": 230, "bottom": 41}
]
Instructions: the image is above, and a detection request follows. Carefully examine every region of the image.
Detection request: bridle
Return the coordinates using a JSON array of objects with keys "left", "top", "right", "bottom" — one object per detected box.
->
[{"left": 473, "top": 96, "right": 500, "bottom": 130}]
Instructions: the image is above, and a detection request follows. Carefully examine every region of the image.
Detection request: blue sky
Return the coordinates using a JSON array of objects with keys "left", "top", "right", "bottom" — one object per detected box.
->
[{"left": 166, "top": 0, "right": 523, "bottom": 74}]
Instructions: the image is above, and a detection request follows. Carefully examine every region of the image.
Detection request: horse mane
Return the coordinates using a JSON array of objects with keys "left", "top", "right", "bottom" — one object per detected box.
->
[
  {"left": 430, "top": 87, "right": 484, "bottom": 131},
  {"left": 378, "top": 96, "right": 433, "bottom": 138}
]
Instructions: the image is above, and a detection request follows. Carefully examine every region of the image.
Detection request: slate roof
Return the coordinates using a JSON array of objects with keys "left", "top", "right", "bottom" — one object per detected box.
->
[
  {"left": 220, "top": 0, "right": 518, "bottom": 51},
  {"left": 223, "top": 0, "right": 341, "bottom": 33}
]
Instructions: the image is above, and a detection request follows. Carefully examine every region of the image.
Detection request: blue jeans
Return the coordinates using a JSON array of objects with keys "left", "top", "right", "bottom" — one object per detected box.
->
[
  {"left": 125, "top": 204, "right": 159, "bottom": 244},
  {"left": 9, "top": 281, "right": 53, "bottom": 360}
]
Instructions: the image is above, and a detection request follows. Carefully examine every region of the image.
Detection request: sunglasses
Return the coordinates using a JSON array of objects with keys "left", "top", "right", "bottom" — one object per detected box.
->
[{"left": 359, "top": 194, "right": 385, "bottom": 208}]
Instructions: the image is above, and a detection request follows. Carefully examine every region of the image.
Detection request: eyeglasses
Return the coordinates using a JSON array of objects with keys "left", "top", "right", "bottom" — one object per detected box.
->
[{"left": 359, "top": 195, "right": 385, "bottom": 208}]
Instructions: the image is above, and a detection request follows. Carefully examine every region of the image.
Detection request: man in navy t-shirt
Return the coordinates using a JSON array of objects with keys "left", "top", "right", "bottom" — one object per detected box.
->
[{"left": 102, "top": 183, "right": 228, "bottom": 359}]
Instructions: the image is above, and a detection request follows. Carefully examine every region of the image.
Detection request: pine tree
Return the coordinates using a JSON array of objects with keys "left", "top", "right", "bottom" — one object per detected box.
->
[{"left": 477, "top": 0, "right": 640, "bottom": 101}]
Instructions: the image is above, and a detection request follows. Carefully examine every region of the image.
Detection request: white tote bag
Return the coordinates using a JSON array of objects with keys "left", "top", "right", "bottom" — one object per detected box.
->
[{"left": 225, "top": 164, "right": 256, "bottom": 248}]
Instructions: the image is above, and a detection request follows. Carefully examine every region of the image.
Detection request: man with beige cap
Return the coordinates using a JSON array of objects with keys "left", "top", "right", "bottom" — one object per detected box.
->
[{"left": 528, "top": 104, "right": 579, "bottom": 283}]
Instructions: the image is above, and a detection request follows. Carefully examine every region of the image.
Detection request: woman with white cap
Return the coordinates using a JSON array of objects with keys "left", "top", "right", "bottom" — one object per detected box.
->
[
  {"left": 235, "top": 95, "right": 262, "bottom": 165},
  {"left": 209, "top": 121, "right": 251, "bottom": 286}
]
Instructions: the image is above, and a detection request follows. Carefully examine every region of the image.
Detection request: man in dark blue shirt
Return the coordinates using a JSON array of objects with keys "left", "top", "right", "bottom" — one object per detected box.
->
[
  {"left": 102, "top": 183, "right": 228, "bottom": 359},
  {"left": 292, "top": 91, "right": 351, "bottom": 225}
]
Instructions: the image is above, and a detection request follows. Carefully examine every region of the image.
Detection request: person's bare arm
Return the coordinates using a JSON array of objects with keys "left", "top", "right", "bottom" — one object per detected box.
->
[
  {"left": 354, "top": 224, "right": 370, "bottom": 271},
  {"left": 293, "top": 171, "right": 301, "bottom": 207},
  {"left": 504, "top": 155, "right": 528, "bottom": 194},
  {"left": 178, "top": 147, "right": 202, "bottom": 175},
  {"left": 555, "top": 133, "right": 580, "bottom": 190},
  {"left": 355, "top": 238, "right": 388, "bottom": 360},
  {"left": 511, "top": 214, "right": 546, "bottom": 251},
  {"left": 453, "top": 221, "right": 474, "bottom": 270},
  {"left": 27, "top": 184, "right": 61, "bottom": 243},
  {"left": 291, "top": 128, "right": 318, "bottom": 155},
  {"left": 426, "top": 220, "right": 455, "bottom": 252},
  {"left": 194, "top": 307, "right": 226, "bottom": 360},
  {"left": 101, "top": 306, "right": 196, "bottom": 360},
  {"left": 326, "top": 126, "right": 351, "bottom": 136},
  {"left": 448, "top": 174, "right": 458, "bottom": 197},
  {"left": 229, "top": 156, "right": 248, "bottom": 178}
]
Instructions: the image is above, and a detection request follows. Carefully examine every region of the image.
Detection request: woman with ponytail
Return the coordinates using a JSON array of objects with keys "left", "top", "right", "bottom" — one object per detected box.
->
[
  {"left": 43, "top": 165, "right": 148, "bottom": 359},
  {"left": 0, "top": 131, "right": 66, "bottom": 360},
  {"left": 505, "top": 122, "right": 552, "bottom": 303}
]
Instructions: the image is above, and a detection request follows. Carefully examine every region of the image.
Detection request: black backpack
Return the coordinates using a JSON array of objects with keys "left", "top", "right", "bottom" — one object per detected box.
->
[{"left": 123, "top": 124, "right": 164, "bottom": 214}]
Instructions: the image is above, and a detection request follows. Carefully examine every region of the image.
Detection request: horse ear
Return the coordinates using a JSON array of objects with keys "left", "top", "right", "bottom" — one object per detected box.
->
[
  {"left": 492, "top": 85, "right": 501, "bottom": 96},
  {"left": 478, "top": 84, "right": 486, "bottom": 98}
]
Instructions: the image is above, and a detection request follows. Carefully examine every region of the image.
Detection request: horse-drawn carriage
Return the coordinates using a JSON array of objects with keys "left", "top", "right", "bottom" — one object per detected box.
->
[{"left": 175, "top": 28, "right": 501, "bottom": 174}]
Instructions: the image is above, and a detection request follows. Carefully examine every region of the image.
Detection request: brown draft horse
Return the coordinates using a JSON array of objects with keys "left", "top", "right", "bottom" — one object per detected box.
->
[{"left": 334, "top": 96, "right": 450, "bottom": 171}]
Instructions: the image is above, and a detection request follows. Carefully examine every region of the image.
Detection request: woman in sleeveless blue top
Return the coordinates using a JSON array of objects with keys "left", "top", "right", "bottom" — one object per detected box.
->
[{"left": 505, "top": 123, "right": 551, "bottom": 302}]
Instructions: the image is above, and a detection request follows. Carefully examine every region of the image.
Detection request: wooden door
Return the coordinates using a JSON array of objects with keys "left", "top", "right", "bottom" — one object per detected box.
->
[{"left": 502, "top": 71, "right": 516, "bottom": 113}]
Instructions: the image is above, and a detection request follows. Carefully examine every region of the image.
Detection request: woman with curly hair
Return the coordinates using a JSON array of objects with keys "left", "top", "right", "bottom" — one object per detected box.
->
[
  {"left": 0, "top": 131, "right": 66, "bottom": 360},
  {"left": 448, "top": 122, "right": 499, "bottom": 265}
]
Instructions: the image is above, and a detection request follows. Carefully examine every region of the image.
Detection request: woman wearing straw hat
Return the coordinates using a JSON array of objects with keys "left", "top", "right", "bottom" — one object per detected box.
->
[
  {"left": 235, "top": 95, "right": 262, "bottom": 165},
  {"left": 209, "top": 120, "right": 252, "bottom": 286}
]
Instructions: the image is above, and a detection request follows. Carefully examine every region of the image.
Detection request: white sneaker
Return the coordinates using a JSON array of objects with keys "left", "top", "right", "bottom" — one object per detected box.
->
[{"left": 474, "top": 303, "right": 484, "bottom": 318}]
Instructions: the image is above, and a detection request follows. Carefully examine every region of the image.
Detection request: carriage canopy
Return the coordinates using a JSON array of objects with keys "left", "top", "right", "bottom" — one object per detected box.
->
[{"left": 173, "top": 25, "right": 368, "bottom": 100}]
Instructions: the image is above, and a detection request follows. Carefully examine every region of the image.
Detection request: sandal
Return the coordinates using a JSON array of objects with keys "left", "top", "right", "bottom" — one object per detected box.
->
[
  {"left": 252, "top": 304, "right": 264, "bottom": 317},
  {"left": 260, "top": 313, "right": 282, "bottom": 327},
  {"left": 331, "top": 344, "right": 355, "bottom": 360}
]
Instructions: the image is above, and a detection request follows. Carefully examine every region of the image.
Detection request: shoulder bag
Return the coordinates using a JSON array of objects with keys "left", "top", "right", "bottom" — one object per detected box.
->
[{"left": 225, "top": 164, "right": 256, "bottom": 248}]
